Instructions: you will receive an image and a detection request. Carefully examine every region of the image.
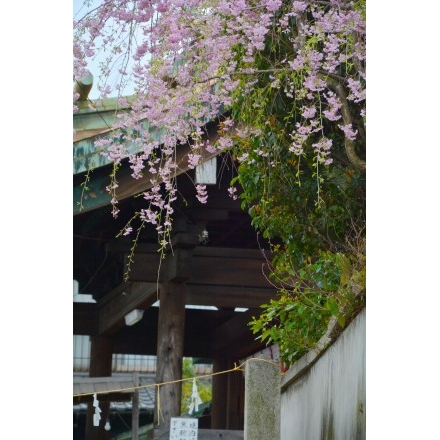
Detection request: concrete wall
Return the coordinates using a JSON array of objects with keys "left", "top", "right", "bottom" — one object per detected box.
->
[{"left": 280, "top": 308, "right": 366, "bottom": 440}]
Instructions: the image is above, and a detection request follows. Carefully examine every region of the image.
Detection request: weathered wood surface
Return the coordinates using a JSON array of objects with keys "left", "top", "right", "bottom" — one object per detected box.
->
[
  {"left": 124, "top": 246, "right": 274, "bottom": 292},
  {"left": 98, "top": 282, "right": 158, "bottom": 335},
  {"left": 154, "top": 282, "right": 186, "bottom": 433},
  {"left": 132, "top": 372, "right": 140, "bottom": 440},
  {"left": 211, "top": 358, "right": 229, "bottom": 429}
]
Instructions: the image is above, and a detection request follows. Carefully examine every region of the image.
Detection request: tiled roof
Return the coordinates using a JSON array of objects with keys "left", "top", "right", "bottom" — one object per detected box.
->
[
  {"left": 73, "top": 127, "right": 113, "bottom": 143},
  {"left": 73, "top": 372, "right": 156, "bottom": 413}
]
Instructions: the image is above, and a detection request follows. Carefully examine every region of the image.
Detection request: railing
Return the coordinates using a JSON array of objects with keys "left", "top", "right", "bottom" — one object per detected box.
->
[{"left": 73, "top": 335, "right": 212, "bottom": 375}]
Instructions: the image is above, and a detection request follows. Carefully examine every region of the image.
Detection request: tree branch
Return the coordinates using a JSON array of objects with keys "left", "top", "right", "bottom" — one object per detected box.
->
[
  {"left": 320, "top": 73, "right": 366, "bottom": 172},
  {"left": 352, "top": 33, "right": 366, "bottom": 79}
]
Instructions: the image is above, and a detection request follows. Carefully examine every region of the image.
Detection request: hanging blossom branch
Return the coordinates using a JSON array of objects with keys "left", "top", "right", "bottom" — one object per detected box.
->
[{"left": 74, "top": 0, "right": 366, "bottom": 245}]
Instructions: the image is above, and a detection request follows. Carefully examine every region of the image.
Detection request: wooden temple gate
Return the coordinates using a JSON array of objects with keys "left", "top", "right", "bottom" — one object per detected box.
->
[{"left": 73, "top": 87, "right": 277, "bottom": 439}]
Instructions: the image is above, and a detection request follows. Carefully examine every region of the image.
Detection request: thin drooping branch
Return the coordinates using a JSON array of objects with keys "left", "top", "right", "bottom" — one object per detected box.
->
[
  {"left": 315, "top": 0, "right": 354, "bottom": 10},
  {"left": 195, "top": 68, "right": 287, "bottom": 84},
  {"left": 198, "top": 68, "right": 348, "bottom": 86}
]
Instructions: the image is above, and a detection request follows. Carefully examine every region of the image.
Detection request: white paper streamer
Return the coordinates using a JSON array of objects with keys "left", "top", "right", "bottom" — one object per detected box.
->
[
  {"left": 188, "top": 378, "right": 203, "bottom": 415},
  {"left": 92, "top": 393, "right": 102, "bottom": 426}
]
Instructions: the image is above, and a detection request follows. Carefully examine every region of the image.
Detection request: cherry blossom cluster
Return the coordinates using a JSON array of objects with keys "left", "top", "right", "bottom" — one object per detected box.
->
[{"left": 74, "top": 0, "right": 366, "bottom": 239}]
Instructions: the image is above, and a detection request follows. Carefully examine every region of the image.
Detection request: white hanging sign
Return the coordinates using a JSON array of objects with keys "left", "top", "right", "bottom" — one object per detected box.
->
[
  {"left": 195, "top": 157, "right": 217, "bottom": 184},
  {"left": 169, "top": 417, "right": 198, "bottom": 440}
]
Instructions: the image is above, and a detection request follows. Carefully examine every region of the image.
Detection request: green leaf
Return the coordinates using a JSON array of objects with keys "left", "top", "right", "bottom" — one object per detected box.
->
[
  {"left": 325, "top": 299, "right": 339, "bottom": 317},
  {"left": 337, "top": 314, "right": 346, "bottom": 328}
]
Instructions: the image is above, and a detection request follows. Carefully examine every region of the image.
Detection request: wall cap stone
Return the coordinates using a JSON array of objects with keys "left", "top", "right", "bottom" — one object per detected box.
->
[{"left": 281, "top": 307, "right": 365, "bottom": 390}]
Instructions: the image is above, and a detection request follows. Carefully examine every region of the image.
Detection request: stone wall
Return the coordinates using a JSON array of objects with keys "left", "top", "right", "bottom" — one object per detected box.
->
[{"left": 280, "top": 308, "right": 366, "bottom": 440}]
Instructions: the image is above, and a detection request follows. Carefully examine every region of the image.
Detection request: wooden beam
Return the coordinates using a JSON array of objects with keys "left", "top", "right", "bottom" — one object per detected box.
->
[
  {"left": 106, "top": 241, "right": 159, "bottom": 254},
  {"left": 185, "top": 284, "right": 276, "bottom": 309},
  {"left": 107, "top": 242, "right": 272, "bottom": 260},
  {"left": 164, "top": 234, "right": 199, "bottom": 282},
  {"left": 74, "top": 285, "right": 273, "bottom": 338},
  {"left": 126, "top": 246, "right": 273, "bottom": 289},
  {"left": 125, "top": 253, "right": 165, "bottom": 283},
  {"left": 189, "top": 207, "right": 229, "bottom": 222},
  {"left": 98, "top": 282, "right": 158, "bottom": 335},
  {"left": 187, "top": 256, "right": 270, "bottom": 288},
  {"left": 214, "top": 310, "right": 265, "bottom": 360}
]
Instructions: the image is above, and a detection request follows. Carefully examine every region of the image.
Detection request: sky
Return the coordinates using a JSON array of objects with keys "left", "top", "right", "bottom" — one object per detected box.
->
[
  {"left": 73, "top": 0, "right": 115, "bottom": 99},
  {"left": 73, "top": 0, "right": 139, "bottom": 99}
]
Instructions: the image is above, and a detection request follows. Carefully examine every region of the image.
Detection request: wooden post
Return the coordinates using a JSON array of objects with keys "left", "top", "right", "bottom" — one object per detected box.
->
[
  {"left": 154, "top": 280, "right": 186, "bottom": 436},
  {"left": 227, "top": 364, "right": 245, "bottom": 430},
  {"left": 211, "top": 358, "right": 229, "bottom": 429},
  {"left": 211, "top": 357, "right": 245, "bottom": 430},
  {"left": 85, "top": 335, "right": 113, "bottom": 440},
  {"left": 150, "top": 227, "right": 198, "bottom": 439},
  {"left": 132, "top": 372, "right": 139, "bottom": 440}
]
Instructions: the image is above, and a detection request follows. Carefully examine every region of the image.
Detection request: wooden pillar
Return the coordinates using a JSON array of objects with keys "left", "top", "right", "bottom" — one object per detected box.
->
[
  {"left": 132, "top": 372, "right": 140, "bottom": 440},
  {"left": 211, "top": 358, "right": 228, "bottom": 429},
  {"left": 227, "top": 363, "right": 245, "bottom": 429},
  {"left": 85, "top": 335, "right": 113, "bottom": 440},
  {"left": 150, "top": 228, "right": 198, "bottom": 439},
  {"left": 211, "top": 357, "right": 245, "bottom": 430},
  {"left": 154, "top": 280, "right": 186, "bottom": 436}
]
